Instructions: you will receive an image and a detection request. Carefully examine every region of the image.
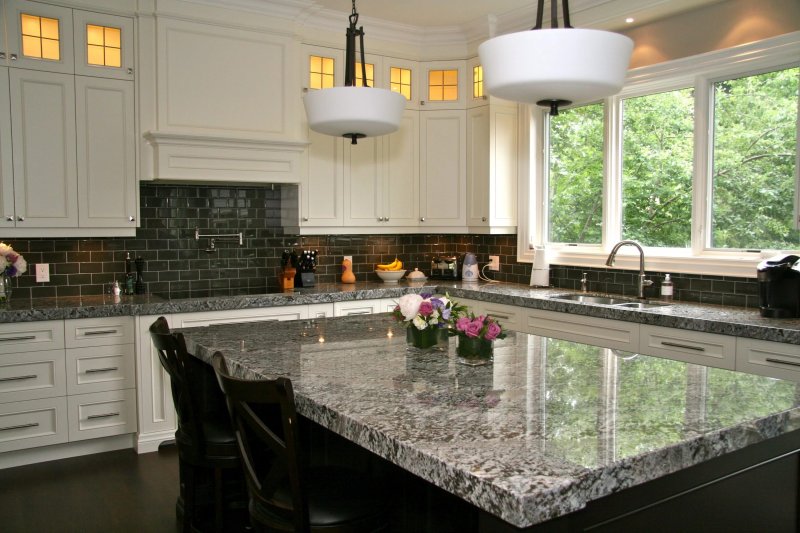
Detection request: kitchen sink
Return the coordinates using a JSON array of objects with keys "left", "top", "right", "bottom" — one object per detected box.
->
[{"left": 551, "top": 293, "right": 671, "bottom": 309}]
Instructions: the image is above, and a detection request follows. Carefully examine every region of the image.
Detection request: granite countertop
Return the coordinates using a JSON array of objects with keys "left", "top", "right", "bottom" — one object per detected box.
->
[
  {"left": 178, "top": 313, "right": 800, "bottom": 528},
  {"left": 0, "top": 280, "right": 798, "bottom": 344}
]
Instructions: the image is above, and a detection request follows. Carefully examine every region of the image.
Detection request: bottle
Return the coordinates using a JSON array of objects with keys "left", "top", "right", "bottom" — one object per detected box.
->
[{"left": 661, "top": 274, "right": 674, "bottom": 301}]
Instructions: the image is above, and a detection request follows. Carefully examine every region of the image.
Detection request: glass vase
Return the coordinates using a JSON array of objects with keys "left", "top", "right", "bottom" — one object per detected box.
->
[
  {"left": 0, "top": 274, "right": 11, "bottom": 303},
  {"left": 456, "top": 335, "right": 493, "bottom": 366},
  {"left": 406, "top": 326, "right": 447, "bottom": 351}
]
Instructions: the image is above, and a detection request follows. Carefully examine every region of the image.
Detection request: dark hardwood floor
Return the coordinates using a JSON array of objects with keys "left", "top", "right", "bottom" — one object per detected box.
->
[{"left": 0, "top": 445, "right": 180, "bottom": 533}]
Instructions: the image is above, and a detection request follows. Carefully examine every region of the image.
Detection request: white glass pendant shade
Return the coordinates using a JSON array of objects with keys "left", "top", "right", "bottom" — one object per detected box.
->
[
  {"left": 478, "top": 28, "right": 633, "bottom": 106},
  {"left": 304, "top": 86, "right": 406, "bottom": 139}
]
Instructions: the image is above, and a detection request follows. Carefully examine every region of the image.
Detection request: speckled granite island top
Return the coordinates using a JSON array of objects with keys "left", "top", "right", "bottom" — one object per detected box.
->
[
  {"left": 179, "top": 313, "right": 800, "bottom": 528},
  {"left": 0, "top": 280, "right": 798, "bottom": 344}
]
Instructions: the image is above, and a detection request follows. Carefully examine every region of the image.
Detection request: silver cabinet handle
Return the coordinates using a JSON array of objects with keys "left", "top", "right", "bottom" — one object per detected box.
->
[
  {"left": 660, "top": 341, "right": 705, "bottom": 352},
  {"left": 766, "top": 357, "right": 800, "bottom": 368},
  {"left": 490, "top": 314, "right": 510, "bottom": 320},
  {"left": 83, "top": 330, "right": 117, "bottom": 336},
  {"left": 0, "top": 335, "right": 36, "bottom": 342},
  {"left": 0, "top": 422, "right": 38, "bottom": 431},
  {"left": 347, "top": 311, "right": 372, "bottom": 315},
  {"left": 129, "top": 216, "right": 135, "bottom": 222},
  {"left": 0, "top": 374, "right": 37, "bottom": 382},
  {"left": 17, "top": 216, "right": 24, "bottom": 222},
  {"left": 420, "top": 217, "right": 425, "bottom": 222},
  {"left": 85, "top": 367, "right": 119, "bottom": 374},
  {"left": 87, "top": 412, "right": 120, "bottom": 420}
]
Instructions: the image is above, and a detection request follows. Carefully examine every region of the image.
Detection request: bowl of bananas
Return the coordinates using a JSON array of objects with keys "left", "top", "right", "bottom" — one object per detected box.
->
[{"left": 375, "top": 258, "right": 406, "bottom": 283}]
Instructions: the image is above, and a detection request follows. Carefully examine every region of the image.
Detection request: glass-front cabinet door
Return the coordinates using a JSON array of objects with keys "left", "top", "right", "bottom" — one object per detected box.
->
[
  {"left": 73, "top": 10, "right": 134, "bottom": 80},
  {"left": 3, "top": 0, "right": 74, "bottom": 73}
]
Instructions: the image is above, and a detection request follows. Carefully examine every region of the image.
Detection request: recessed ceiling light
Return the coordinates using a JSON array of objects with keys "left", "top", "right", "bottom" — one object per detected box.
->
[{"left": 625, "top": 17, "right": 635, "bottom": 24}]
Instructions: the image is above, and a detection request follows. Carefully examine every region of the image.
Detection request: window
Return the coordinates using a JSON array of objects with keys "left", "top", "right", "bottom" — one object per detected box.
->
[
  {"left": 354, "top": 62, "right": 374, "bottom": 87},
  {"left": 428, "top": 69, "right": 458, "bottom": 101},
  {"left": 621, "top": 88, "right": 694, "bottom": 248},
  {"left": 21, "top": 13, "right": 60, "bottom": 60},
  {"left": 523, "top": 34, "right": 800, "bottom": 276},
  {"left": 711, "top": 67, "right": 799, "bottom": 249},
  {"left": 547, "top": 103, "right": 604, "bottom": 244},
  {"left": 473, "top": 65, "right": 484, "bottom": 99},
  {"left": 390, "top": 67, "right": 412, "bottom": 100},
  {"left": 86, "top": 24, "right": 121, "bottom": 67},
  {"left": 309, "top": 55, "right": 334, "bottom": 89}
]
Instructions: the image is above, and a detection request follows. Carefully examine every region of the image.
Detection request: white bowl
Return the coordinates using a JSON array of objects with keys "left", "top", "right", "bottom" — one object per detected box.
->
[{"left": 375, "top": 269, "right": 406, "bottom": 283}]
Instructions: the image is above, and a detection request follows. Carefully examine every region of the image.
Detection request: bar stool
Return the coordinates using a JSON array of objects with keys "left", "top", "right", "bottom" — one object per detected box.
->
[
  {"left": 149, "top": 317, "right": 246, "bottom": 532},
  {"left": 211, "top": 352, "right": 388, "bottom": 532}
]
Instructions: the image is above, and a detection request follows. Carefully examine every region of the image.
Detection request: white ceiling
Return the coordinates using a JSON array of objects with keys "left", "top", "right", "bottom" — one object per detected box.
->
[{"left": 309, "top": 0, "right": 727, "bottom": 30}]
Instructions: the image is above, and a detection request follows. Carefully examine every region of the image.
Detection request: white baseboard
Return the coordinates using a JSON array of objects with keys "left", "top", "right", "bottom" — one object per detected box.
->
[
  {"left": 0, "top": 434, "right": 135, "bottom": 470},
  {"left": 136, "top": 430, "right": 176, "bottom": 454}
]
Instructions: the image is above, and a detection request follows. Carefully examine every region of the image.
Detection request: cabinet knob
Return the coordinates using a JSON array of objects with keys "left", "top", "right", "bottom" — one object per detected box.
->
[
  {"left": 385, "top": 217, "right": 389, "bottom": 222},
  {"left": 127, "top": 67, "right": 134, "bottom": 75},
  {"left": 302, "top": 217, "right": 309, "bottom": 222},
  {"left": 5, "top": 216, "right": 12, "bottom": 222},
  {"left": 129, "top": 216, "right": 135, "bottom": 222},
  {"left": 378, "top": 217, "right": 384, "bottom": 222},
  {"left": 482, "top": 217, "right": 487, "bottom": 222},
  {"left": 420, "top": 100, "right": 426, "bottom": 106},
  {"left": 17, "top": 216, "right": 24, "bottom": 222},
  {"left": 420, "top": 217, "right": 425, "bottom": 222},
  {"left": 10, "top": 53, "right": 17, "bottom": 61},
  {"left": 0, "top": 52, "right": 5, "bottom": 60}
]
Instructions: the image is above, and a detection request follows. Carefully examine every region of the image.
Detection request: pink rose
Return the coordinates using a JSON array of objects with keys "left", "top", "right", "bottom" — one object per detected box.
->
[
  {"left": 465, "top": 319, "right": 483, "bottom": 338},
  {"left": 418, "top": 301, "right": 433, "bottom": 316},
  {"left": 485, "top": 322, "right": 502, "bottom": 341},
  {"left": 455, "top": 317, "right": 471, "bottom": 332}
]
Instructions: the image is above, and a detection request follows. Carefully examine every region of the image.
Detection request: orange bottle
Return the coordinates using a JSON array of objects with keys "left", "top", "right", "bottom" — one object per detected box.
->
[{"left": 341, "top": 257, "right": 356, "bottom": 284}]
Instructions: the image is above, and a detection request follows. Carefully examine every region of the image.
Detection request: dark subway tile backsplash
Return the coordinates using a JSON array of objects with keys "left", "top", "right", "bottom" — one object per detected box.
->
[{"left": 0, "top": 183, "right": 760, "bottom": 307}]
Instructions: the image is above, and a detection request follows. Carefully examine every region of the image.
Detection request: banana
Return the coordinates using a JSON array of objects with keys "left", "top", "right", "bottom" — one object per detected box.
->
[{"left": 376, "top": 258, "right": 402, "bottom": 271}]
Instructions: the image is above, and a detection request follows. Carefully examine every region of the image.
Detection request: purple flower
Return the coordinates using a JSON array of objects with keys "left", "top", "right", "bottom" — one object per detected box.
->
[
  {"left": 465, "top": 320, "right": 483, "bottom": 338},
  {"left": 420, "top": 292, "right": 433, "bottom": 299},
  {"left": 441, "top": 307, "right": 451, "bottom": 320},
  {"left": 456, "top": 317, "right": 471, "bottom": 332},
  {"left": 485, "top": 322, "right": 502, "bottom": 341},
  {"left": 418, "top": 301, "right": 433, "bottom": 317}
]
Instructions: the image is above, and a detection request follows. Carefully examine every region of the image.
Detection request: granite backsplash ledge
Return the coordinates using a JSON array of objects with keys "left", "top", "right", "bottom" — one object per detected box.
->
[{"left": 0, "top": 183, "right": 759, "bottom": 306}]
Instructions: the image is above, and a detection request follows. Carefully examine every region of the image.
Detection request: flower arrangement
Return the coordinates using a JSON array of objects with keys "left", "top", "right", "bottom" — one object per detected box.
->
[
  {"left": 453, "top": 313, "right": 506, "bottom": 364},
  {"left": 0, "top": 242, "right": 27, "bottom": 278},
  {"left": 393, "top": 293, "right": 467, "bottom": 350}
]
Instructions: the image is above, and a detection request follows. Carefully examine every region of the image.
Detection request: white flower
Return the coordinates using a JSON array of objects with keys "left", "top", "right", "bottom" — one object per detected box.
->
[
  {"left": 0, "top": 243, "right": 11, "bottom": 256},
  {"left": 0, "top": 256, "right": 8, "bottom": 271},
  {"left": 398, "top": 294, "right": 423, "bottom": 321},
  {"left": 412, "top": 315, "right": 427, "bottom": 330},
  {"left": 14, "top": 256, "right": 26, "bottom": 275}
]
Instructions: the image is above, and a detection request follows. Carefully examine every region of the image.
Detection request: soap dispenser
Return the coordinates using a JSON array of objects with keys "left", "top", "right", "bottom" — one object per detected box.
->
[{"left": 661, "top": 274, "right": 673, "bottom": 301}]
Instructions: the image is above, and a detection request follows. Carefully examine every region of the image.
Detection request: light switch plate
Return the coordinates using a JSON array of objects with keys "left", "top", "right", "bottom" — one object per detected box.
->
[
  {"left": 35, "top": 263, "right": 50, "bottom": 282},
  {"left": 488, "top": 255, "right": 500, "bottom": 271}
]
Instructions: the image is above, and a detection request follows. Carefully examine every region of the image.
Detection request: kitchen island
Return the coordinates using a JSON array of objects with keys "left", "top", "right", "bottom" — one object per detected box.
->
[{"left": 180, "top": 313, "right": 800, "bottom": 531}]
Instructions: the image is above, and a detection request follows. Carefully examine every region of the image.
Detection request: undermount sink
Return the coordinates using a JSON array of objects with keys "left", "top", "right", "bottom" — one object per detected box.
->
[{"left": 551, "top": 293, "right": 671, "bottom": 309}]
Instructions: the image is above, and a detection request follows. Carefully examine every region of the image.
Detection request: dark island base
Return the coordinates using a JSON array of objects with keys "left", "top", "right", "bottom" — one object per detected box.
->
[{"left": 306, "top": 419, "right": 800, "bottom": 533}]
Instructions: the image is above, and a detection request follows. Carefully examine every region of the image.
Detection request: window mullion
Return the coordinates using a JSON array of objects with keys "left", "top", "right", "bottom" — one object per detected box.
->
[
  {"left": 693, "top": 76, "right": 712, "bottom": 254},
  {"left": 604, "top": 96, "right": 623, "bottom": 250}
]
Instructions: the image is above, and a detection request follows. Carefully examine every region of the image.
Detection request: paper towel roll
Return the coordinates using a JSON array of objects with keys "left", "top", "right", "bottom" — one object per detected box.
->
[{"left": 530, "top": 246, "right": 549, "bottom": 287}]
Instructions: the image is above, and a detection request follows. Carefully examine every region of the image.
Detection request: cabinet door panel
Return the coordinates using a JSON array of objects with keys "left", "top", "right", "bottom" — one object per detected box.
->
[
  {"left": 304, "top": 128, "right": 343, "bottom": 226},
  {"left": 419, "top": 110, "right": 466, "bottom": 226},
  {"left": 72, "top": 10, "right": 134, "bottom": 80},
  {"left": 0, "top": 67, "right": 14, "bottom": 228},
  {"left": 4, "top": 0, "right": 74, "bottom": 74},
  {"left": 9, "top": 69, "right": 77, "bottom": 227},
  {"left": 491, "top": 106, "right": 518, "bottom": 227},
  {"left": 383, "top": 111, "right": 419, "bottom": 226},
  {"left": 75, "top": 76, "right": 136, "bottom": 228},
  {"left": 344, "top": 136, "right": 381, "bottom": 226},
  {"left": 467, "top": 105, "right": 490, "bottom": 226}
]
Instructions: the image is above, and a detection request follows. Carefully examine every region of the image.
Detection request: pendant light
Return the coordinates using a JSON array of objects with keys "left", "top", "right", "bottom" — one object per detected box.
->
[
  {"left": 478, "top": 0, "right": 633, "bottom": 115},
  {"left": 303, "top": 0, "right": 406, "bottom": 144}
]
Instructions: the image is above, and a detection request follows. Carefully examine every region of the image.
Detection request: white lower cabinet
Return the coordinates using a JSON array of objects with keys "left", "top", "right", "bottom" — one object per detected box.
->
[
  {"left": 736, "top": 337, "right": 800, "bottom": 381},
  {"left": 0, "top": 349, "right": 67, "bottom": 403},
  {"left": 334, "top": 299, "right": 384, "bottom": 316},
  {"left": 135, "top": 314, "right": 177, "bottom": 453},
  {"left": 308, "top": 303, "right": 335, "bottom": 319},
  {"left": 639, "top": 324, "right": 736, "bottom": 370},
  {"left": 524, "top": 308, "right": 640, "bottom": 353},
  {"left": 0, "top": 397, "right": 68, "bottom": 453},
  {"left": 67, "top": 388, "right": 137, "bottom": 442}
]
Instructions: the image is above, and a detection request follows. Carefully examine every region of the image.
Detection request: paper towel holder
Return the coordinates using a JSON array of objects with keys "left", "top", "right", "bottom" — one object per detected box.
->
[{"left": 530, "top": 245, "right": 550, "bottom": 287}]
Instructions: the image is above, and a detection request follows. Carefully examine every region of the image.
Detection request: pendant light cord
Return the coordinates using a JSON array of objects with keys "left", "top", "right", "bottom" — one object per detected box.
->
[
  {"left": 531, "top": 0, "right": 573, "bottom": 30},
  {"left": 345, "top": 0, "right": 369, "bottom": 88}
]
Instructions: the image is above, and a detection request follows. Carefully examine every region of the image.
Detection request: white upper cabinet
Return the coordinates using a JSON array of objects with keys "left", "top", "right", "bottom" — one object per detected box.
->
[
  {"left": 9, "top": 68, "right": 78, "bottom": 227},
  {"left": 76, "top": 76, "right": 136, "bottom": 228},
  {"left": 383, "top": 56, "right": 419, "bottom": 110},
  {"left": 419, "top": 59, "right": 467, "bottom": 110},
  {"left": 72, "top": 10, "right": 134, "bottom": 80},
  {"left": 2, "top": 0, "right": 74, "bottom": 74},
  {"left": 0, "top": 67, "right": 13, "bottom": 228},
  {"left": 419, "top": 109, "right": 467, "bottom": 227},
  {"left": 381, "top": 110, "right": 419, "bottom": 227}
]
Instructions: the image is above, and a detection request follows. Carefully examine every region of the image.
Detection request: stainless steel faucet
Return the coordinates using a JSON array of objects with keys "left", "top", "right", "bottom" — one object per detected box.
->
[
  {"left": 580, "top": 272, "right": 588, "bottom": 293},
  {"left": 605, "top": 240, "right": 653, "bottom": 299}
]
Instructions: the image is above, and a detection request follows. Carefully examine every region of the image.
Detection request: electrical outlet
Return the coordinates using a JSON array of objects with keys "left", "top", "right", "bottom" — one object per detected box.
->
[
  {"left": 344, "top": 255, "right": 352, "bottom": 262},
  {"left": 488, "top": 255, "right": 500, "bottom": 271},
  {"left": 35, "top": 263, "right": 50, "bottom": 282}
]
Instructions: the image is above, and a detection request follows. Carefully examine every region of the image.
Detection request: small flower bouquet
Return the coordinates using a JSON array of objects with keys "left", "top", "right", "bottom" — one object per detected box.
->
[
  {"left": 393, "top": 292, "right": 467, "bottom": 350},
  {"left": 453, "top": 313, "right": 506, "bottom": 365},
  {"left": 0, "top": 242, "right": 26, "bottom": 301}
]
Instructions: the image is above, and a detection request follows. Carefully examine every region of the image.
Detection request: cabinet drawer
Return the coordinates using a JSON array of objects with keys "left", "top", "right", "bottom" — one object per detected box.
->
[
  {"left": 639, "top": 325, "right": 736, "bottom": 369},
  {"left": 308, "top": 303, "right": 334, "bottom": 319},
  {"left": 0, "top": 350, "right": 67, "bottom": 403},
  {"left": 175, "top": 306, "right": 307, "bottom": 328},
  {"left": 67, "top": 389, "right": 137, "bottom": 441},
  {"left": 0, "top": 397, "right": 68, "bottom": 453},
  {"left": 525, "top": 309, "right": 640, "bottom": 352},
  {"left": 334, "top": 299, "right": 382, "bottom": 316},
  {"left": 480, "top": 302, "right": 522, "bottom": 332},
  {"left": 736, "top": 338, "right": 800, "bottom": 382},
  {"left": 66, "top": 344, "right": 135, "bottom": 395},
  {"left": 65, "top": 317, "right": 134, "bottom": 348},
  {"left": 0, "top": 321, "right": 65, "bottom": 354}
]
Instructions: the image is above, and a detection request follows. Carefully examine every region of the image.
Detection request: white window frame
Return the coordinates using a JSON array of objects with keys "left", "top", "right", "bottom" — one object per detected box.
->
[{"left": 518, "top": 31, "right": 800, "bottom": 278}]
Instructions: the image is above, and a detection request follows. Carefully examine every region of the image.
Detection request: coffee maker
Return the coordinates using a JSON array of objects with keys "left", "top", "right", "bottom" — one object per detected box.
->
[{"left": 757, "top": 254, "right": 800, "bottom": 318}]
